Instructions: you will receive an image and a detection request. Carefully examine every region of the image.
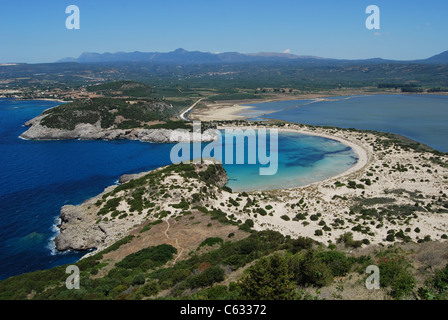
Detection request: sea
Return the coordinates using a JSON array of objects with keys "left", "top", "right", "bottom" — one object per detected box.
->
[{"left": 0, "top": 98, "right": 357, "bottom": 279}]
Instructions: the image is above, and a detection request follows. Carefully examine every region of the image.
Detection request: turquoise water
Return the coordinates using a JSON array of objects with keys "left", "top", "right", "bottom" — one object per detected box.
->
[
  {"left": 0, "top": 98, "right": 357, "bottom": 279},
  {"left": 246, "top": 94, "right": 448, "bottom": 152},
  {"left": 220, "top": 130, "right": 357, "bottom": 191}
]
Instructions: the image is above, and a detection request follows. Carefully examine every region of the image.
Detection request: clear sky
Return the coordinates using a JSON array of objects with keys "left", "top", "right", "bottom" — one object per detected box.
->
[{"left": 0, "top": 0, "right": 447, "bottom": 63}]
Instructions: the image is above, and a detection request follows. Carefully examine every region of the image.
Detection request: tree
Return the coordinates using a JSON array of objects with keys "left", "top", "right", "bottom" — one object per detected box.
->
[
  {"left": 379, "top": 259, "right": 415, "bottom": 299},
  {"left": 289, "top": 250, "right": 333, "bottom": 287},
  {"left": 239, "top": 254, "right": 300, "bottom": 300}
]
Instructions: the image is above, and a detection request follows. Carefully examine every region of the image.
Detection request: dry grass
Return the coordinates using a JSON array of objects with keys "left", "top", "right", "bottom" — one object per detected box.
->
[{"left": 94, "top": 210, "right": 249, "bottom": 277}]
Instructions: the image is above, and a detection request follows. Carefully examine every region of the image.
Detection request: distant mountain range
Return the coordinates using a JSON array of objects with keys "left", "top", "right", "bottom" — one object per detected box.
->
[{"left": 59, "top": 48, "right": 448, "bottom": 65}]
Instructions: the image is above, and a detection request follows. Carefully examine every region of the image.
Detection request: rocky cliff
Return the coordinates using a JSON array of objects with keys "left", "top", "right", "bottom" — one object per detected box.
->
[
  {"left": 20, "top": 98, "right": 218, "bottom": 143},
  {"left": 54, "top": 163, "right": 229, "bottom": 252},
  {"left": 21, "top": 115, "right": 217, "bottom": 143}
]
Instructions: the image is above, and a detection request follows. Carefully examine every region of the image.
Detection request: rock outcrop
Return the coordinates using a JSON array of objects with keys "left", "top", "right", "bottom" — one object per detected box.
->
[
  {"left": 21, "top": 116, "right": 218, "bottom": 143},
  {"left": 54, "top": 205, "right": 107, "bottom": 251},
  {"left": 54, "top": 163, "right": 229, "bottom": 253}
]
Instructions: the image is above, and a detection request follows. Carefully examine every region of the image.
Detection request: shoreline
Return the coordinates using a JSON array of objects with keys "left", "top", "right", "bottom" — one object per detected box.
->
[
  {"left": 9, "top": 97, "right": 69, "bottom": 103},
  {"left": 53, "top": 121, "right": 448, "bottom": 254},
  {"left": 217, "top": 124, "right": 371, "bottom": 191},
  {"left": 190, "top": 103, "right": 256, "bottom": 121},
  {"left": 277, "top": 127, "right": 370, "bottom": 185},
  {"left": 190, "top": 92, "right": 448, "bottom": 122},
  {"left": 10, "top": 94, "right": 448, "bottom": 259},
  {"left": 217, "top": 123, "right": 448, "bottom": 245}
]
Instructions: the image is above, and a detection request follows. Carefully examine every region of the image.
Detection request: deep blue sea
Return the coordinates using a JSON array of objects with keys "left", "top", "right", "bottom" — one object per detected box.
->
[
  {"left": 0, "top": 99, "right": 179, "bottom": 280},
  {"left": 0, "top": 98, "right": 357, "bottom": 279},
  {"left": 246, "top": 94, "right": 448, "bottom": 152}
]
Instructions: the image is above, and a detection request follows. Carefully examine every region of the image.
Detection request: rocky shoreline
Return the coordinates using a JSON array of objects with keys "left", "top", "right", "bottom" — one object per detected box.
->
[
  {"left": 20, "top": 115, "right": 217, "bottom": 143},
  {"left": 54, "top": 163, "right": 229, "bottom": 253},
  {"left": 51, "top": 123, "right": 448, "bottom": 256}
]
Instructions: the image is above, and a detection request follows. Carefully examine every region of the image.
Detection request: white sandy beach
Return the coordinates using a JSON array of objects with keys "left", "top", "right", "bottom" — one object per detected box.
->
[
  {"left": 193, "top": 102, "right": 448, "bottom": 245},
  {"left": 230, "top": 123, "right": 448, "bottom": 245},
  {"left": 217, "top": 124, "right": 371, "bottom": 188},
  {"left": 189, "top": 103, "right": 256, "bottom": 121},
  {"left": 70, "top": 105, "right": 448, "bottom": 254}
]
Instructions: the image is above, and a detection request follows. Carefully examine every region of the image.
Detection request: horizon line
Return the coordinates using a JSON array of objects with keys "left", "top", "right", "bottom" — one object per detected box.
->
[{"left": 2, "top": 48, "right": 447, "bottom": 65}]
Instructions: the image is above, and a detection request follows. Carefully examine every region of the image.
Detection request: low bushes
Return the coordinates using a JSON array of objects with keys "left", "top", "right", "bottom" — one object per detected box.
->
[
  {"left": 186, "top": 266, "right": 225, "bottom": 289},
  {"left": 378, "top": 257, "right": 415, "bottom": 299},
  {"left": 418, "top": 263, "right": 448, "bottom": 300},
  {"left": 115, "top": 244, "right": 177, "bottom": 270},
  {"left": 199, "top": 237, "right": 224, "bottom": 249}
]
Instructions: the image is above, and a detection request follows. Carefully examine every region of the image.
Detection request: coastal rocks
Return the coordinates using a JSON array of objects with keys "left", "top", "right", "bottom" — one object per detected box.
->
[
  {"left": 138, "top": 128, "right": 219, "bottom": 143},
  {"left": 20, "top": 117, "right": 219, "bottom": 143},
  {"left": 54, "top": 205, "right": 107, "bottom": 251},
  {"left": 118, "top": 172, "right": 149, "bottom": 184},
  {"left": 53, "top": 162, "right": 229, "bottom": 253}
]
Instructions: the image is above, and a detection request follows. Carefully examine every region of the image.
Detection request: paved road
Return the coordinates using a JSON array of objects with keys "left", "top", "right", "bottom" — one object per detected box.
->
[{"left": 179, "top": 98, "right": 204, "bottom": 121}]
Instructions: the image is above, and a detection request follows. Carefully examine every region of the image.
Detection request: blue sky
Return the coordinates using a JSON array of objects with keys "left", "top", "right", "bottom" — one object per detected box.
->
[{"left": 0, "top": 0, "right": 447, "bottom": 63}]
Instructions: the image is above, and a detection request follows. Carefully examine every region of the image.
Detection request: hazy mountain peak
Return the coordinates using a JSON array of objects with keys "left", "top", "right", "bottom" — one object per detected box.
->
[{"left": 58, "top": 49, "right": 448, "bottom": 65}]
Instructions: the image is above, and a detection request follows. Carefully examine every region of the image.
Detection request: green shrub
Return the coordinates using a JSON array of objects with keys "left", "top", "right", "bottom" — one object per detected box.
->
[
  {"left": 222, "top": 186, "right": 232, "bottom": 193},
  {"left": 199, "top": 237, "right": 224, "bottom": 248},
  {"left": 139, "top": 281, "right": 161, "bottom": 297},
  {"left": 132, "top": 274, "right": 146, "bottom": 286},
  {"left": 347, "top": 181, "right": 357, "bottom": 189},
  {"left": 386, "top": 233, "right": 396, "bottom": 242},
  {"left": 255, "top": 208, "right": 268, "bottom": 216},
  {"left": 379, "top": 258, "right": 415, "bottom": 299},
  {"left": 239, "top": 254, "right": 301, "bottom": 300},
  {"left": 244, "top": 219, "right": 254, "bottom": 228},
  {"left": 115, "top": 244, "right": 177, "bottom": 269},
  {"left": 94, "top": 235, "right": 135, "bottom": 258},
  {"left": 334, "top": 181, "right": 346, "bottom": 188},
  {"left": 170, "top": 201, "right": 190, "bottom": 210},
  {"left": 337, "top": 232, "right": 363, "bottom": 248},
  {"left": 286, "top": 237, "right": 314, "bottom": 254},
  {"left": 419, "top": 264, "right": 448, "bottom": 300},
  {"left": 187, "top": 266, "right": 225, "bottom": 289},
  {"left": 139, "top": 219, "right": 163, "bottom": 233},
  {"left": 190, "top": 284, "right": 240, "bottom": 300},
  {"left": 289, "top": 250, "right": 333, "bottom": 287},
  {"left": 294, "top": 213, "right": 307, "bottom": 221},
  {"left": 316, "top": 251, "right": 353, "bottom": 277}
]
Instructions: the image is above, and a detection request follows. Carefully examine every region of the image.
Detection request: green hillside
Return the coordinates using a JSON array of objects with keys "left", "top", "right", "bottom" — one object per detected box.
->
[{"left": 39, "top": 97, "right": 185, "bottom": 130}]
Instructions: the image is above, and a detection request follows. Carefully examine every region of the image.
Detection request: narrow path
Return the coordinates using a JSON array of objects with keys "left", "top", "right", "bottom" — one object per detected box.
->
[
  {"left": 179, "top": 98, "right": 204, "bottom": 121},
  {"left": 164, "top": 219, "right": 184, "bottom": 265}
]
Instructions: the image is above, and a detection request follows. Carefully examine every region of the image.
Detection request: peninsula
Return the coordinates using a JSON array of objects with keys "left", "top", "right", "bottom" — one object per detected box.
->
[{"left": 20, "top": 97, "right": 217, "bottom": 143}]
